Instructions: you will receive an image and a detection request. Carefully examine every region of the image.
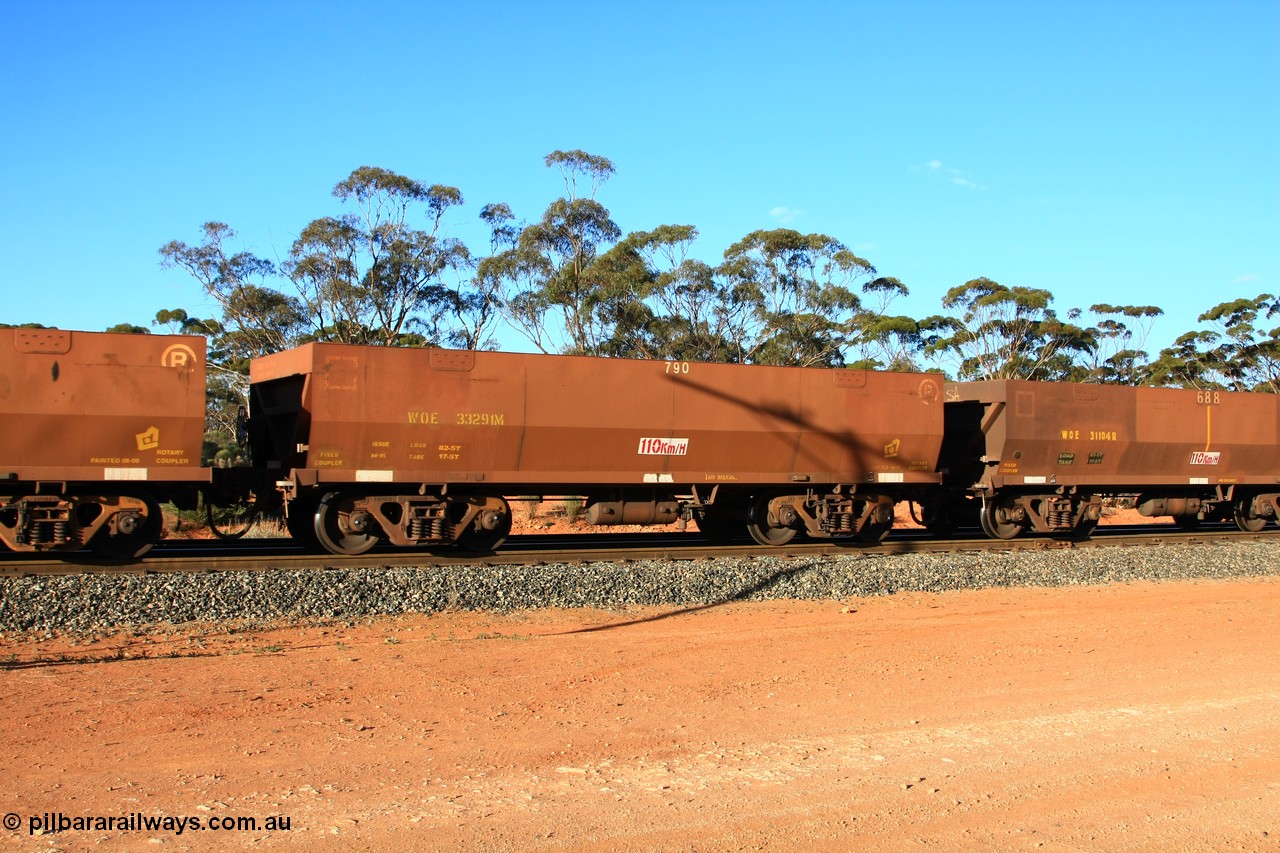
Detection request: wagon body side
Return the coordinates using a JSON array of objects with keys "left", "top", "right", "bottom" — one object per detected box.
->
[
  {"left": 942, "top": 379, "right": 1280, "bottom": 536},
  {"left": 0, "top": 329, "right": 209, "bottom": 555},
  {"left": 249, "top": 344, "right": 947, "bottom": 552}
]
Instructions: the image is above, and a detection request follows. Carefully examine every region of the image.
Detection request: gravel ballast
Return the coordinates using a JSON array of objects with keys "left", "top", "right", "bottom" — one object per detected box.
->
[{"left": 2, "top": 541, "right": 1279, "bottom": 635}]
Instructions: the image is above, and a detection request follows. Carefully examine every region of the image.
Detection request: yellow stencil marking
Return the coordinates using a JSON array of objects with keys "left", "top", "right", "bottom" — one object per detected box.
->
[
  {"left": 136, "top": 426, "right": 160, "bottom": 451},
  {"left": 1205, "top": 405, "right": 1212, "bottom": 452}
]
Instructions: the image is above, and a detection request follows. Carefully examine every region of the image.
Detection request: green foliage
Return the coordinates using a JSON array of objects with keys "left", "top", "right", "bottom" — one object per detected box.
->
[
  {"left": 599, "top": 227, "right": 738, "bottom": 362},
  {"left": 718, "top": 228, "right": 871, "bottom": 367},
  {"left": 203, "top": 430, "right": 249, "bottom": 468},
  {"left": 545, "top": 149, "right": 616, "bottom": 198},
  {"left": 492, "top": 150, "right": 626, "bottom": 354},
  {"left": 562, "top": 497, "right": 583, "bottom": 523},
  {"left": 923, "top": 278, "right": 1096, "bottom": 380},
  {"left": 446, "top": 203, "right": 518, "bottom": 351},
  {"left": 1148, "top": 294, "right": 1279, "bottom": 392},
  {"left": 285, "top": 167, "right": 471, "bottom": 347},
  {"left": 845, "top": 277, "right": 927, "bottom": 371},
  {"left": 159, "top": 222, "right": 304, "bottom": 369},
  {"left": 1146, "top": 330, "right": 1220, "bottom": 389},
  {"left": 1082, "top": 303, "right": 1163, "bottom": 384},
  {"left": 850, "top": 309, "right": 926, "bottom": 371}
]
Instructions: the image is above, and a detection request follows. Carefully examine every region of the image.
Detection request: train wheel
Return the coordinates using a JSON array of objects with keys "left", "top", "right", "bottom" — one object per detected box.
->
[
  {"left": 314, "top": 492, "right": 381, "bottom": 556},
  {"left": 206, "top": 496, "right": 259, "bottom": 540},
  {"left": 746, "top": 496, "right": 797, "bottom": 546},
  {"left": 1072, "top": 518, "right": 1099, "bottom": 538},
  {"left": 1233, "top": 500, "right": 1268, "bottom": 533},
  {"left": 90, "top": 496, "right": 162, "bottom": 559},
  {"left": 978, "top": 503, "right": 1022, "bottom": 540},
  {"left": 856, "top": 519, "right": 892, "bottom": 544},
  {"left": 457, "top": 500, "right": 513, "bottom": 552}
]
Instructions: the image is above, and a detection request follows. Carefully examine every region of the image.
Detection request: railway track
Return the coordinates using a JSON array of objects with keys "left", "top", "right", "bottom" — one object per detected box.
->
[{"left": 2, "top": 523, "right": 1275, "bottom": 578}]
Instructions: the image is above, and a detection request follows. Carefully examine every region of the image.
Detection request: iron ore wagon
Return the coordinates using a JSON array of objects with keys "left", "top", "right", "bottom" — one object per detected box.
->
[
  {"left": 248, "top": 344, "right": 948, "bottom": 554},
  {"left": 937, "top": 380, "right": 1280, "bottom": 538},
  {"left": 0, "top": 328, "right": 209, "bottom": 557},
  {"left": 9, "top": 329, "right": 1276, "bottom": 560}
]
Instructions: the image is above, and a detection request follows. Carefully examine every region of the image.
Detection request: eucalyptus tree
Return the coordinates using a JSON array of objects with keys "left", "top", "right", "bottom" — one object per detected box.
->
[
  {"left": 642, "top": 257, "right": 743, "bottom": 362},
  {"left": 922, "top": 278, "right": 1095, "bottom": 380},
  {"left": 1149, "top": 294, "right": 1279, "bottom": 392},
  {"left": 843, "top": 276, "right": 929, "bottom": 371},
  {"left": 284, "top": 166, "right": 470, "bottom": 347},
  {"left": 589, "top": 224, "right": 743, "bottom": 362},
  {"left": 717, "top": 228, "right": 874, "bottom": 367},
  {"left": 1197, "top": 294, "right": 1280, "bottom": 393},
  {"left": 579, "top": 231, "right": 662, "bottom": 359},
  {"left": 448, "top": 203, "right": 520, "bottom": 351},
  {"left": 494, "top": 150, "right": 624, "bottom": 355},
  {"left": 159, "top": 221, "right": 305, "bottom": 365},
  {"left": 1083, "top": 303, "right": 1164, "bottom": 384},
  {"left": 1145, "top": 329, "right": 1221, "bottom": 390}
]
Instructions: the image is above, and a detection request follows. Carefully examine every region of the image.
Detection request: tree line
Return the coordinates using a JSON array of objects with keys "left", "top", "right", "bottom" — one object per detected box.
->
[{"left": 6, "top": 150, "right": 1277, "bottom": 458}]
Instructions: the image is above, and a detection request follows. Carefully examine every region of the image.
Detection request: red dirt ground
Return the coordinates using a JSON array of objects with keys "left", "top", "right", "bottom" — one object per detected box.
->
[{"left": 2, "top": 572, "right": 1276, "bottom": 851}]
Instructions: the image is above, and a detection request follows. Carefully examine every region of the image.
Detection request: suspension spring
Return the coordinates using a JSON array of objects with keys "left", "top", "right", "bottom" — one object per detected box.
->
[
  {"left": 31, "top": 520, "right": 72, "bottom": 546},
  {"left": 1046, "top": 502, "right": 1074, "bottom": 529},
  {"left": 409, "top": 516, "right": 449, "bottom": 541}
]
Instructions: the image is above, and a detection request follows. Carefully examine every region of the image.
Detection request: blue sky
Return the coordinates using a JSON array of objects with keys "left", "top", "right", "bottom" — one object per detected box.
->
[{"left": 2, "top": 0, "right": 1276, "bottom": 359}]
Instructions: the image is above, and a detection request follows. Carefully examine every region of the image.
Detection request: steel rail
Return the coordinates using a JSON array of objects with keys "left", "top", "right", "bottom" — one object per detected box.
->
[{"left": 2, "top": 524, "right": 1275, "bottom": 578}]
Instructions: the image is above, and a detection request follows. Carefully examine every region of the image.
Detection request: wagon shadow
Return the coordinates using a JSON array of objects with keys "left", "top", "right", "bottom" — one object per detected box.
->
[{"left": 552, "top": 562, "right": 820, "bottom": 635}]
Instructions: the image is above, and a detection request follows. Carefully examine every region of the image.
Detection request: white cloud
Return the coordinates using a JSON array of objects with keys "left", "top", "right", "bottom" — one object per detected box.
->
[
  {"left": 769, "top": 206, "right": 802, "bottom": 224},
  {"left": 1233, "top": 273, "right": 1260, "bottom": 284},
  {"left": 951, "top": 176, "right": 984, "bottom": 190},
  {"left": 923, "top": 159, "right": 986, "bottom": 191}
]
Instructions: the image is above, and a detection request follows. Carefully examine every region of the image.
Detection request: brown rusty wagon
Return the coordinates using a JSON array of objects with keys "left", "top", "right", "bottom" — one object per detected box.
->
[
  {"left": 11, "top": 328, "right": 1276, "bottom": 561},
  {"left": 248, "top": 344, "right": 947, "bottom": 554},
  {"left": 938, "top": 380, "right": 1280, "bottom": 538},
  {"left": 0, "top": 329, "right": 209, "bottom": 557}
]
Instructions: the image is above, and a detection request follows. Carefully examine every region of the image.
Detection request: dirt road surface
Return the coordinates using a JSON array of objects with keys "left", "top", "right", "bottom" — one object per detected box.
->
[{"left": 2, "top": 576, "right": 1277, "bottom": 851}]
